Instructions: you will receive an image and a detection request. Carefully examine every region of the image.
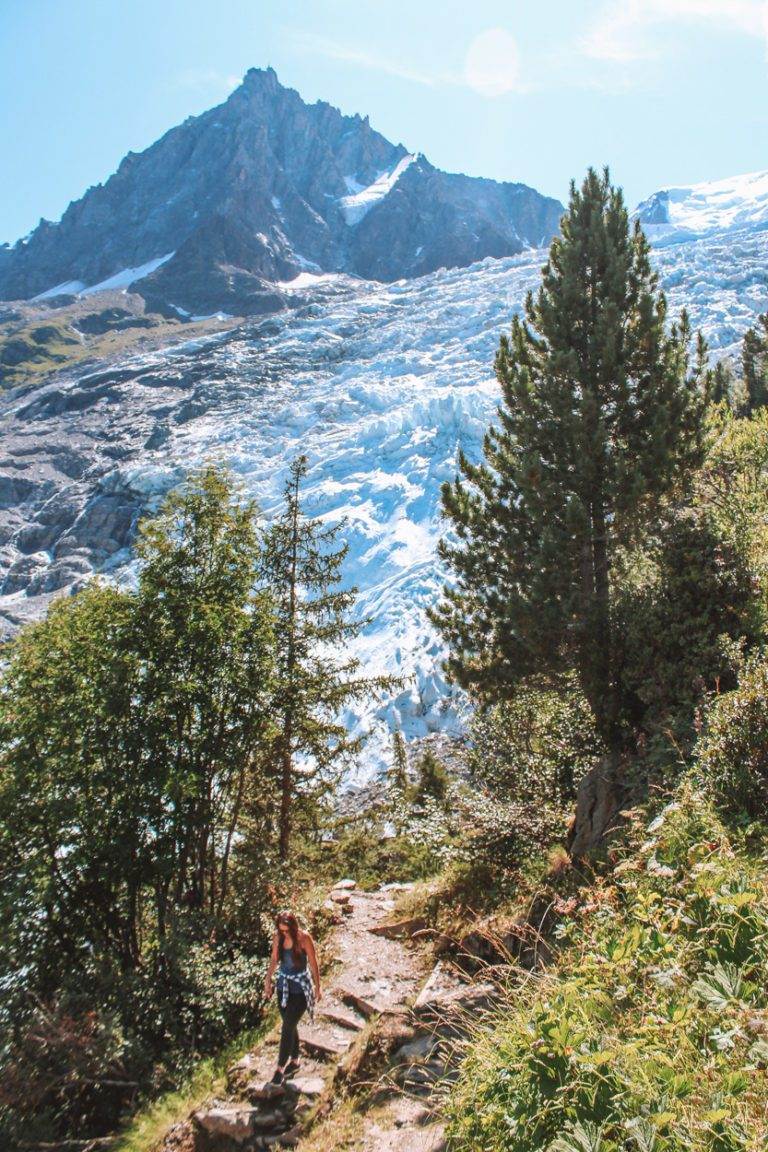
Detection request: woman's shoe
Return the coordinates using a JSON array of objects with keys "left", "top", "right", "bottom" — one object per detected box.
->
[
  {"left": 270, "top": 1067, "right": 285, "bottom": 1086},
  {"left": 284, "top": 1059, "right": 301, "bottom": 1077}
]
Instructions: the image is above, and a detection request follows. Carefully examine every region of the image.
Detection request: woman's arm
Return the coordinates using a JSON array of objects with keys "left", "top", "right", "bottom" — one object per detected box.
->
[
  {"left": 302, "top": 933, "right": 322, "bottom": 1001},
  {"left": 264, "top": 932, "right": 279, "bottom": 998}
]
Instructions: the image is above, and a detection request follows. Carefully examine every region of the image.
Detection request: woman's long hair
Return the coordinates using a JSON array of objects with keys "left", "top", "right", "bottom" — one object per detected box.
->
[{"left": 276, "top": 910, "right": 305, "bottom": 965}]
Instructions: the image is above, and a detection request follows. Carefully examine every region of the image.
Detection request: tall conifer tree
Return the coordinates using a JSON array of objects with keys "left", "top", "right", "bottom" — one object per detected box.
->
[
  {"left": 262, "top": 455, "right": 390, "bottom": 860},
  {"left": 431, "top": 168, "right": 707, "bottom": 752},
  {"left": 742, "top": 312, "right": 768, "bottom": 413}
]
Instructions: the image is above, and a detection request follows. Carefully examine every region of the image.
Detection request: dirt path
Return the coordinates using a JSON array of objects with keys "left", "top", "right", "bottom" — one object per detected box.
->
[
  {"left": 170, "top": 880, "right": 494, "bottom": 1151},
  {"left": 184, "top": 881, "right": 442, "bottom": 1150}
]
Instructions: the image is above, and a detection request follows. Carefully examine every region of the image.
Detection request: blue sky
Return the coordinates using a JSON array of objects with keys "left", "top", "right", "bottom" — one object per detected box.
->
[{"left": 2, "top": 0, "right": 767, "bottom": 244}]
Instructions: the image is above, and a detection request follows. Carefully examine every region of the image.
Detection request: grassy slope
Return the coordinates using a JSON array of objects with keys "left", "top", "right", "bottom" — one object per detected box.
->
[
  {"left": 113, "top": 1017, "right": 274, "bottom": 1152},
  {"left": 447, "top": 787, "right": 768, "bottom": 1151}
]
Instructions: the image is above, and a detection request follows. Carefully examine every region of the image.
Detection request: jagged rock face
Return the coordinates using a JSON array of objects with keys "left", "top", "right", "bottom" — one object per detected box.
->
[{"left": 0, "top": 68, "right": 563, "bottom": 314}]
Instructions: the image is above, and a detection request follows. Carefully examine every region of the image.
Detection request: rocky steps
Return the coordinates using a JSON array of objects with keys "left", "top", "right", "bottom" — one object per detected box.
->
[{"left": 162, "top": 881, "right": 494, "bottom": 1152}]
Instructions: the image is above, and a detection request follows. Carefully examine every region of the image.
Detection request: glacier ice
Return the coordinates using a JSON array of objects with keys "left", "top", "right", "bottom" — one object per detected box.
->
[{"left": 4, "top": 215, "right": 768, "bottom": 782}]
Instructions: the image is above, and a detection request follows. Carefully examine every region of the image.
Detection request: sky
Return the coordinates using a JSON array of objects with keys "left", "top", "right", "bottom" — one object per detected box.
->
[{"left": 2, "top": 0, "right": 768, "bottom": 244}]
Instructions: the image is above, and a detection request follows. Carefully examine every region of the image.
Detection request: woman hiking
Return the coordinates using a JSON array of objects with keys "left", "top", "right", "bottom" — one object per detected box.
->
[{"left": 264, "top": 910, "right": 321, "bottom": 1084}]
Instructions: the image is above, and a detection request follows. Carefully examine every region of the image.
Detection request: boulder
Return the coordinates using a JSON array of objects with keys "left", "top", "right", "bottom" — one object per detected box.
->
[
  {"left": 192, "top": 1103, "right": 258, "bottom": 1143},
  {"left": 413, "top": 963, "right": 496, "bottom": 1020},
  {"left": 285, "top": 1075, "right": 326, "bottom": 1097},
  {"left": 369, "top": 917, "right": 426, "bottom": 940}
]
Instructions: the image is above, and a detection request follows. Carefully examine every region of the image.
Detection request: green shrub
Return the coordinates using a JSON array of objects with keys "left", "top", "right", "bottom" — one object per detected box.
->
[
  {"left": 462, "top": 677, "right": 601, "bottom": 865},
  {"left": 469, "top": 676, "right": 600, "bottom": 806},
  {"left": 695, "top": 651, "right": 768, "bottom": 819},
  {"left": 413, "top": 749, "right": 450, "bottom": 805},
  {"left": 448, "top": 787, "right": 768, "bottom": 1150},
  {"left": 618, "top": 509, "right": 758, "bottom": 759}
]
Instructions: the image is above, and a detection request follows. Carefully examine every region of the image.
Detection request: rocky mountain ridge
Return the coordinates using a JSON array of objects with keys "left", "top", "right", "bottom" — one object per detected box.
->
[{"left": 0, "top": 68, "right": 563, "bottom": 316}]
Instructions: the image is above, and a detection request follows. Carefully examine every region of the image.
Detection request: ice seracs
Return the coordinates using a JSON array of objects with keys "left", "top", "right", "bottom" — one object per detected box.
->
[{"left": 4, "top": 184, "right": 768, "bottom": 782}]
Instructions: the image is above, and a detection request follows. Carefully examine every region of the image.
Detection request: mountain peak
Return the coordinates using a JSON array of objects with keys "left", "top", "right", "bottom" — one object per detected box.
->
[{"left": 0, "top": 73, "right": 563, "bottom": 313}]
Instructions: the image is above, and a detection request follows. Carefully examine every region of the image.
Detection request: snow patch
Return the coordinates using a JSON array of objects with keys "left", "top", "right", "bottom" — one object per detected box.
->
[
  {"left": 32, "top": 253, "right": 175, "bottom": 302},
  {"left": 340, "top": 155, "right": 417, "bottom": 226},
  {"left": 80, "top": 252, "right": 175, "bottom": 296},
  {"left": 277, "top": 271, "right": 343, "bottom": 291},
  {"left": 32, "top": 279, "right": 87, "bottom": 301},
  {"left": 636, "top": 170, "right": 768, "bottom": 244}
]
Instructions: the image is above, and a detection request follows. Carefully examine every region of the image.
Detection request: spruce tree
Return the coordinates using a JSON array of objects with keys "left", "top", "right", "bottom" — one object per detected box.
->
[
  {"left": 742, "top": 312, "right": 768, "bottom": 413},
  {"left": 709, "top": 359, "right": 733, "bottom": 408},
  {"left": 431, "top": 168, "right": 707, "bottom": 752},
  {"left": 262, "top": 455, "right": 391, "bottom": 860}
]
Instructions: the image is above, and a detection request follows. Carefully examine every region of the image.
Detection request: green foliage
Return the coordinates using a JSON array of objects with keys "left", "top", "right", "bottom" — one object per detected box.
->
[
  {"left": 432, "top": 168, "right": 707, "bottom": 750},
  {"left": 618, "top": 508, "right": 758, "bottom": 756},
  {"left": 741, "top": 313, "right": 768, "bottom": 414},
  {"left": 413, "top": 748, "right": 450, "bottom": 805},
  {"left": 461, "top": 678, "right": 602, "bottom": 864},
  {"left": 696, "top": 406, "right": 768, "bottom": 618},
  {"left": 694, "top": 650, "right": 768, "bottom": 819},
  {"left": 469, "top": 677, "right": 601, "bottom": 805},
  {"left": 448, "top": 788, "right": 768, "bottom": 1150},
  {"left": 0, "top": 466, "right": 279, "bottom": 1143},
  {"left": 390, "top": 728, "right": 410, "bottom": 794},
  {"left": 708, "top": 360, "right": 735, "bottom": 409},
  {"left": 260, "top": 455, "right": 392, "bottom": 859}
]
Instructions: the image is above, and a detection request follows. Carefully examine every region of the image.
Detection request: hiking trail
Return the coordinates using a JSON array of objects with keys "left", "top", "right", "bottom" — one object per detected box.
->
[{"left": 159, "top": 880, "right": 494, "bottom": 1151}]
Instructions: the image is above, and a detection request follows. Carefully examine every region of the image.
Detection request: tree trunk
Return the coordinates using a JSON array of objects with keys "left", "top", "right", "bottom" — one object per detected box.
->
[
  {"left": 278, "top": 469, "right": 301, "bottom": 862},
  {"left": 568, "top": 749, "right": 623, "bottom": 858},
  {"left": 278, "top": 721, "right": 293, "bottom": 862}
]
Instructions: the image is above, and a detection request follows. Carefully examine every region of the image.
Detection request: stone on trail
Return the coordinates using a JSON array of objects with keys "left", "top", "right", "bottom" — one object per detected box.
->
[
  {"left": 338, "top": 987, "right": 385, "bottom": 1019},
  {"left": 330, "top": 890, "right": 351, "bottom": 905},
  {"left": 192, "top": 1103, "right": 258, "bottom": 1143},
  {"left": 332, "top": 878, "right": 357, "bottom": 890},
  {"left": 369, "top": 916, "right": 427, "bottom": 940},
  {"left": 321, "top": 899, "right": 343, "bottom": 923},
  {"left": 413, "top": 962, "right": 496, "bottom": 1019},
  {"left": 245, "top": 1079, "right": 287, "bottom": 1101},
  {"left": 300, "top": 1024, "right": 354, "bottom": 1059},
  {"left": 285, "top": 1075, "right": 326, "bottom": 1097},
  {"left": 318, "top": 1003, "right": 366, "bottom": 1031},
  {"left": 227, "top": 1051, "right": 264, "bottom": 1092}
]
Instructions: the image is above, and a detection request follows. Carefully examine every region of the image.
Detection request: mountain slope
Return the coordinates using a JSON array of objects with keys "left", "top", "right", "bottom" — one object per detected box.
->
[{"left": 0, "top": 68, "right": 564, "bottom": 315}]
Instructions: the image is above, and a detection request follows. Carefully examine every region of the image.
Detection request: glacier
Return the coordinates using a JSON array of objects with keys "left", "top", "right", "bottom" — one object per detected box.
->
[
  {"left": 636, "top": 170, "right": 768, "bottom": 245},
  {"left": 2, "top": 212, "right": 768, "bottom": 782}
]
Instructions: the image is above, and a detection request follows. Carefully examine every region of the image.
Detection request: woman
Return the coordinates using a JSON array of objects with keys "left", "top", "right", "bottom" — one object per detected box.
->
[{"left": 264, "top": 910, "right": 321, "bottom": 1084}]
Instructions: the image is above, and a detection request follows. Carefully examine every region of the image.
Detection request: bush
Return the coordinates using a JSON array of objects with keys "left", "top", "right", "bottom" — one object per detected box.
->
[
  {"left": 695, "top": 651, "right": 768, "bottom": 819},
  {"left": 468, "top": 676, "right": 600, "bottom": 806},
  {"left": 448, "top": 787, "right": 768, "bottom": 1150},
  {"left": 462, "top": 677, "right": 601, "bottom": 865},
  {"left": 618, "top": 508, "right": 758, "bottom": 758}
]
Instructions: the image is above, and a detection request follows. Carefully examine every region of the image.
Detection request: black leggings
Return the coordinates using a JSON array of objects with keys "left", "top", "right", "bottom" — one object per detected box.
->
[{"left": 278, "top": 991, "right": 307, "bottom": 1067}]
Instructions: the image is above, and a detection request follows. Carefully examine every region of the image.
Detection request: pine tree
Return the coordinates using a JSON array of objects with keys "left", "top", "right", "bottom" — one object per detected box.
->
[
  {"left": 742, "top": 313, "right": 768, "bottom": 413},
  {"left": 709, "top": 359, "right": 734, "bottom": 408},
  {"left": 413, "top": 748, "right": 449, "bottom": 806},
  {"left": 431, "top": 168, "right": 707, "bottom": 752},
  {"left": 262, "top": 455, "right": 391, "bottom": 860},
  {"left": 390, "top": 728, "right": 410, "bottom": 794}
]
